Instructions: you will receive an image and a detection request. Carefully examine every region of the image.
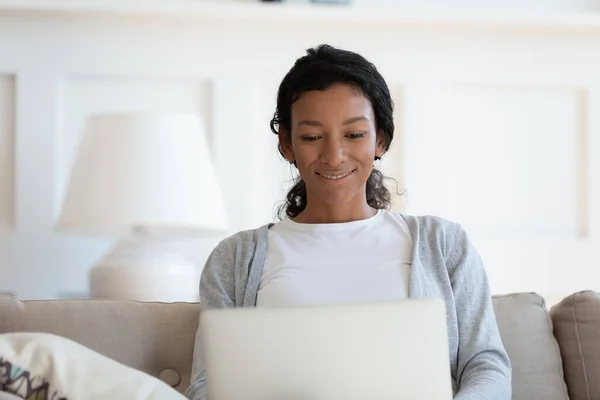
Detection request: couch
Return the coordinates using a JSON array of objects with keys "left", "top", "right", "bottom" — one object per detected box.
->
[{"left": 1, "top": 291, "right": 599, "bottom": 400}]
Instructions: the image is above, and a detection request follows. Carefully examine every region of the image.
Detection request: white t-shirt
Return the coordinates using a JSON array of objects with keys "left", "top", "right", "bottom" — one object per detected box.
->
[{"left": 256, "top": 210, "right": 413, "bottom": 308}]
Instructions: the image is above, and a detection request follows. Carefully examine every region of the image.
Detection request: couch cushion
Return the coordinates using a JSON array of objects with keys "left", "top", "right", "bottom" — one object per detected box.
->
[
  {"left": 493, "top": 293, "right": 570, "bottom": 400},
  {"left": 0, "top": 295, "right": 201, "bottom": 394},
  {"left": 550, "top": 291, "right": 600, "bottom": 400}
]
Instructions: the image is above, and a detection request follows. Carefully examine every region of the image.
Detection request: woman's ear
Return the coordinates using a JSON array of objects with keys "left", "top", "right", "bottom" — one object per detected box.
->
[
  {"left": 375, "top": 130, "right": 387, "bottom": 159},
  {"left": 278, "top": 128, "right": 295, "bottom": 164}
]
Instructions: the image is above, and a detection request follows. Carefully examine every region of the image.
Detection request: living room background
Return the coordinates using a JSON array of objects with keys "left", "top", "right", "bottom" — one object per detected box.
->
[{"left": 1, "top": 0, "right": 599, "bottom": 302}]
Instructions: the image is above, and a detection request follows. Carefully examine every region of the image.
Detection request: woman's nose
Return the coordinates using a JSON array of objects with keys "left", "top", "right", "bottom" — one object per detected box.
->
[{"left": 320, "top": 139, "right": 345, "bottom": 166}]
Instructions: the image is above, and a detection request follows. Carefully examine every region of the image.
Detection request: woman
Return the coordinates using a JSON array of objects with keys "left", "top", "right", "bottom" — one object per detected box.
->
[{"left": 185, "top": 44, "right": 511, "bottom": 400}]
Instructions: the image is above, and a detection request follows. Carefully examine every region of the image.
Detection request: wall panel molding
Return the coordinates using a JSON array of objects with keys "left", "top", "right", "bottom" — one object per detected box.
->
[
  {"left": 0, "top": 74, "right": 15, "bottom": 231},
  {"left": 438, "top": 82, "right": 588, "bottom": 239}
]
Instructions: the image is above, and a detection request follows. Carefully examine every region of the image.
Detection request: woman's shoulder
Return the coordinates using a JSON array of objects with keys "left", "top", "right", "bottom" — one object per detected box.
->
[
  {"left": 215, "top": 223, "right": 272, "bottom": 249},
  {"left": 399, "top": 213, "right": 464, "bottom": 236},
  {"left": 200, "top": 224, "right": 273, "bottom": 307},
  {"left": 398, "top": 213, "right": 468, "bottom": 258},
  {"left": 220, "top": 224, "right": 271, "bottom": 245}
]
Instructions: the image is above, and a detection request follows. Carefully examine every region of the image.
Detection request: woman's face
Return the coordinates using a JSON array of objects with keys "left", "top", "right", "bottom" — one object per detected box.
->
[{"left": 280, "top": 83, "right": 385, "bottom": 210}]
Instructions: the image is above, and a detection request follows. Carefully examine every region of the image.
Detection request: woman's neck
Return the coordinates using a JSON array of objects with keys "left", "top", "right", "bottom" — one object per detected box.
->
[{"left": 293, "top": 198, "right": 377, "bottom": 224}]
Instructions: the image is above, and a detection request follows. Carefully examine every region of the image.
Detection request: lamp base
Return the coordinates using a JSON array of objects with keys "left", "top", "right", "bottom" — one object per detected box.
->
[{"left": 89, "top": 238, "right": 199, "bottom": 303}]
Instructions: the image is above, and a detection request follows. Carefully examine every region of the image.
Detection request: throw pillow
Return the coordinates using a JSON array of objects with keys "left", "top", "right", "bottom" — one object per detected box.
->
[
  {"left": 0, "top": 332, "right": 188, "bottom": 400},
  {"left": 492, "top": 293, "right": 570, "bottom": 400},
  {"left": 550, "top": 290, "right": 600, "bottom": 400},
  {"left": 0, "top": 393, "right": 21, "bottom": 400}
]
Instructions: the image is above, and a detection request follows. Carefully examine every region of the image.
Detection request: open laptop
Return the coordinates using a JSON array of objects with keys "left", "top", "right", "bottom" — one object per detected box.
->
[{"left": 200, "top": 299, "right": 453, "bottom": 400}]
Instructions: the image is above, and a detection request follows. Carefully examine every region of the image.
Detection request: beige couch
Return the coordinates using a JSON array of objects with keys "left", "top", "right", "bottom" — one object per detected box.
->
[{"left": 1, "top": 291, "right": 599, "bottom": 400}]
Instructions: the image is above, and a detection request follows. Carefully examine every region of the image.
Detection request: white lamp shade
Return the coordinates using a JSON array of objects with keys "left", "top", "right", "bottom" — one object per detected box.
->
[{"left": 56, "top": 112, "right": 229, "bottom": 237}]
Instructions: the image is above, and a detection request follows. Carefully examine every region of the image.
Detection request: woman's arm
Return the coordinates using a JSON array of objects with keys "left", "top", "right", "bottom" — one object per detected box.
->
[
  {"left": 448, "top": 225, "right": 512, "bottom": 400},
  {"left": 184, "top": 240, "right": 237, "bottom": 400}
]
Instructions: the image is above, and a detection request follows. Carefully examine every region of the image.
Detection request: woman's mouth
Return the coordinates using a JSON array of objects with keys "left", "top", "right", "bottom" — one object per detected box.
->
[{"left": 316, "top": 170, "right": 355, "bottom": 180}]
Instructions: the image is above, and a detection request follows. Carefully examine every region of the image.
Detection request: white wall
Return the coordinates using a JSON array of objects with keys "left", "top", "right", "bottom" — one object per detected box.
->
[
  {"left": 1, "top": 2, "right": 600, "bottom": 303},
  {"left": 357, "top": 0, "right": 600, "bottom": 10},
  {"left": 243, "top": 0, "right": 600, "bottom": 10}
]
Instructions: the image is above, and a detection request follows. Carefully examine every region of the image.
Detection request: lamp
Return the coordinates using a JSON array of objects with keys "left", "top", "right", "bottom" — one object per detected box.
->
[{"left": 56, "top": 112, "right": 229, "bottom": 302}]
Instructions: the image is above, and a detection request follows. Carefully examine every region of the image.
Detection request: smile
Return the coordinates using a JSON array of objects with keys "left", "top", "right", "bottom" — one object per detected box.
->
[{"left": 316, "top": 170, "right": 355, "bottom": 180}]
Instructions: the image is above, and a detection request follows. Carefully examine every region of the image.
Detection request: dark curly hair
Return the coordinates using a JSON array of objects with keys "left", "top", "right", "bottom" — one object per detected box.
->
[{"left": 270, "top": 44, "right": 396, "bottom": 220}]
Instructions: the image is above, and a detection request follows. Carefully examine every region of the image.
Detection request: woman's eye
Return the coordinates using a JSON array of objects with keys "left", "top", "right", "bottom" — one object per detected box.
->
[
  {"left": 347, "top": 133, "right": 366, "bottom": 139},
  {"left": 302, "top": 136, "right": 320, "bottom": 141}
]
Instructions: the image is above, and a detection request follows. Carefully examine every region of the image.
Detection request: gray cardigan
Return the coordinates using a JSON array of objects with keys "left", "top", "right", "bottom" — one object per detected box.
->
[{"left": 185, "top": 214, "right": 512, "bottom": 400}]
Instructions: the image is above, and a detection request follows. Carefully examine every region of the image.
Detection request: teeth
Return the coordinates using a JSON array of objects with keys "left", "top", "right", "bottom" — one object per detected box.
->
[{"left": 318, "top": 171, "right": 352, "bottom": 180}]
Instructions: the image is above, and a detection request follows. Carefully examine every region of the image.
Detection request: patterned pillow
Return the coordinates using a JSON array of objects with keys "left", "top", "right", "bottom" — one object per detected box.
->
[
  {"left": 0, "top": 354, "right": 66, "bottom": 399},
  {"left": 0, "top": 333, "right": 188, "bottom": 400},
  {"left": 0, "top": 392, "right": 24, "bottom": 400}
]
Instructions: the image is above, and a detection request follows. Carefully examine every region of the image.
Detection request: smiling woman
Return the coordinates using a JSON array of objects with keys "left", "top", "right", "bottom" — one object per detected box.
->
[
  {"left": 276, "top": 83, "right": 387, "bottom": 223},
  {"left": 185, "top": 44, "right": 512, "bottom": 400},
  {"left": 270, "top": 45, "right": 395, "bottom": 224}
]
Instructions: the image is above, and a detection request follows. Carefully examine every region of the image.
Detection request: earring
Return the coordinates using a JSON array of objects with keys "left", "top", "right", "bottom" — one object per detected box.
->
[{"left": 374, "top": 155, "right": 383, "bottom": 169}]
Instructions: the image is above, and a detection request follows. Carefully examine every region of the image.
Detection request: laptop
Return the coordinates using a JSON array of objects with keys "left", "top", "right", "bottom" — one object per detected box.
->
[{"left": 200, "top": 299, "right": 453, "bottom": 400}]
